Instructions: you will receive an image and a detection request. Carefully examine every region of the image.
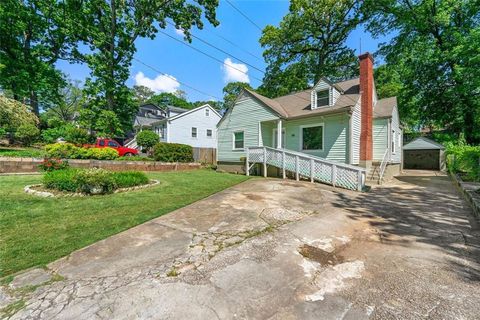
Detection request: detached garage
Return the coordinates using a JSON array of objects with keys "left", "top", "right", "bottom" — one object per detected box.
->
[{"left": 403, "top": 137, "right": 446, "bottom": 171}]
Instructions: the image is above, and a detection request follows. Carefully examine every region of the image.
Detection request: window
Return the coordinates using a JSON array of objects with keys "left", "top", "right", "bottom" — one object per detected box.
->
[
  {"left": 108, "top": 141, "right": 119, "bottom": 147},
  {"left": 301, "top": 125, "right": 323, "bottom": 150},
  {"left": 205, "top": 109, "right": 210, "bottom": 116},
  {"left": 206, "top": 129, "right": 213, "bottom": 138},
  {"left": 233, "top": 131, "right": 244, "bottom": 150},
  {"left": 316, "top": 90, "right": 329, "bottom": 107},
  {"left": 99, "top": 140, "right": 105, "bottom": 146},
  {"left": 191, "top": 127, "right": 197, "bottom": 138}
]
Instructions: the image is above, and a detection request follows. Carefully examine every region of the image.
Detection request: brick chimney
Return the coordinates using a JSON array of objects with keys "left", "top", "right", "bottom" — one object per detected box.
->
[{"left": 359, "top": 52, "right": 374, "bottom": 167}]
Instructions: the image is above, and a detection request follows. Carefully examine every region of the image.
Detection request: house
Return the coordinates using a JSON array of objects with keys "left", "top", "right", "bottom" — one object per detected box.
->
[
  {"left": 128, "top": 104, "right": 221, "bottom": 149},
  {"left": 133, "top": 104, "right": 189, "bottom": 130},
  {"left": 217, "top": 53, "right": 402, "bottom": 185}
]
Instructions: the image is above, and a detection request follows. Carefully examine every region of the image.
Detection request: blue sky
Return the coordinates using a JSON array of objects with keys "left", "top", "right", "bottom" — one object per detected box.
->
[{"left": 56, "top": 0, "right": 391, "bottom": 102}]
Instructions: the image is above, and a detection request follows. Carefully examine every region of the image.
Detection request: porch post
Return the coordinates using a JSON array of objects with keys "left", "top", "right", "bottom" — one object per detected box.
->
[
  {"left": 263, "top": 148, "right": 267, "bottom": 178},
  {"left": 245, "top": 148, "right": 250, "bottom": 176},
  {"left": 276, "top": 119, "right": 282, "bottom": 149}
]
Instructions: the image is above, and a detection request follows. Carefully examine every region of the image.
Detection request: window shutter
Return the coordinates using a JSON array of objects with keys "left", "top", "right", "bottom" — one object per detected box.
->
[{"left": 311, "top": 90, "right": 317, "bottom": 109}]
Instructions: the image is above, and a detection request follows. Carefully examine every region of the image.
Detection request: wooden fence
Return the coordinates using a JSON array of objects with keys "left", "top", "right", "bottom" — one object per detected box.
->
[{"left": 192, "top": 148, "right": 216, "bottom": 165}]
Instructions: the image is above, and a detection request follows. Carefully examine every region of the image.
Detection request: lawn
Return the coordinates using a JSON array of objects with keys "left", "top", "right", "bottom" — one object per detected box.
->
[
  {"left": 0, "top": 170, "right": 250, "bottom": 277},
  {"left": 0, "top": 147, "right": 45, "bottom": 158}
]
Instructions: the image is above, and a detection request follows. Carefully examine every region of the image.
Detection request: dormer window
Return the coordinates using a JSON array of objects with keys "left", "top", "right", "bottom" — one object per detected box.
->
[{"left": 311, "top": 89, "right": 330, "bottom": 109}]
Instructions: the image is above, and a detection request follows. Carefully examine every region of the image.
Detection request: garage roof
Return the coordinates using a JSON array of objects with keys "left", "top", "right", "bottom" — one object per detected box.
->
[{"left": 403, "top": 137, "right": 445, "bottom": 150}]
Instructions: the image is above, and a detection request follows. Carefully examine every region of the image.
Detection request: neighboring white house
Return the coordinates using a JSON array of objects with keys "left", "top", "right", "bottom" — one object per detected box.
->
[{"left": 148, "top": 104, "right": 221, "bottom": 148}]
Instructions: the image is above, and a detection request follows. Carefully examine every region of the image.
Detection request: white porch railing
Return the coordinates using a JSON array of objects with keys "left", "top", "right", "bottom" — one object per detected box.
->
[
  {"left": 378, "top": 148, "right": 390, "bottom": 183},
  {"left": 246, "top": 146, "right": 366, "bottom": 191},
  {"left": 124, "top": 138, "right": 139, "bottom": 150}
]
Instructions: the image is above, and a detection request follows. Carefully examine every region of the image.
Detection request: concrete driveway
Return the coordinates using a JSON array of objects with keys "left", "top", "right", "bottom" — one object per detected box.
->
[{"left": 4, "top": 171, "right": 480, "bottom": 319}]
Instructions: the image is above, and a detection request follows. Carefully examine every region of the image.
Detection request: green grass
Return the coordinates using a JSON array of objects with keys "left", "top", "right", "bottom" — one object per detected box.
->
[
  {"left": 0, "top": 170, "right": 249, "bottom": 277},
  {"left": 0, "top": 147, "right": 45, "bottom": 158}
]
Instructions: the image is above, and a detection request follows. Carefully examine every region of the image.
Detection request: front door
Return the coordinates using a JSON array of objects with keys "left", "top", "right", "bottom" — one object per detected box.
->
[{"left": 273, "top": 129, "right": 286, "bottom": 148}]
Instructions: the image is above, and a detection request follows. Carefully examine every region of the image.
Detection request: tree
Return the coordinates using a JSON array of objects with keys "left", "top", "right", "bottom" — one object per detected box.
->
[
  {"left": 42, "top": 80, "right": 85, "bottom": 126},
  {"left": 148, "top": 92, "right": 193, "bottom": 110},
  {"left": 259, "top": 0, "right": 367, "bottom": 97},
  {"left": 68, "top": 0, "right": 219, "bottom": 130},
  {"left": 0, "top": 0, "right": 73, "bottom": 115},
  {"left": 222, "top": 82, "right": 253, "bottom": 109},
  {"left": 136, "top": 130, "right": 159, "bottom": 154},
  {"left": 94, "top": 110, "right": 123, "bottom": 138},
  {"left": 133, "top": 85, "right": 155, "bottom": 105},
  {"left": 0, "top": 95, "right": 39, "bottom": 132},
  {"left": 191, "top": 100, "right": 223, "bottom": 112},
  {"left": 366, "top": 0, "right": 480, "bottom": 143}
]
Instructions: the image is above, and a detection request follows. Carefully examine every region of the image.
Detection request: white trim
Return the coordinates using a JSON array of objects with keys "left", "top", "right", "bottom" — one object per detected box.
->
[
  {"left": 206, "top": 129, "right": 213, "bottom": 138},
  {"left": 299, "top": 123, "right": 325, "bottom": 151},
  {"left": 156, "top": 104, "right": 221, "bottom": 124},
  {"left": 191, "top": 127, "right": 198, "bottom": 139},
  {"left": 232, "top": 130, "right": 245, "bottom": 151},
  {"left": 272, "top": 128, "right": 286, "bottom": 149}
]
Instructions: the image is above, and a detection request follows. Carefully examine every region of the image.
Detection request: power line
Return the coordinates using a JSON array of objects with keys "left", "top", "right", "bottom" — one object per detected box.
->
[
  {"left": 224, "top": 0, "right": 263, "bottom": 32},
  {"left": 133, "top": 58, "right": 222, "bottom": 100},
  {"left": 166, "top": 21, "right": 265, "bottom": 74},
  {"left": 158, "top": 29, "right": 264, "bottom": 82},
  {"left": 210, "top": 31, "right": 264, "bottom": 62}
]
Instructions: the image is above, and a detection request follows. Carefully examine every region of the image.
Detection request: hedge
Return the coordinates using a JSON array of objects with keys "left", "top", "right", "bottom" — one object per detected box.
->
[
  {"left": 45, "top": 143, "right": 118, "bottom": 160},
  {"left": 153, "top": 142, "right": 194, "bottom": 163},
  {"left": 43, "top": 168, "right": 150, "bottom": 194}
]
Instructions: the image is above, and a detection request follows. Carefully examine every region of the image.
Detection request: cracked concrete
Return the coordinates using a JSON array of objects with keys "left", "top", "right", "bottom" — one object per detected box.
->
[{"left": 3, "top": 171, "right": 480, "bottom": 319}]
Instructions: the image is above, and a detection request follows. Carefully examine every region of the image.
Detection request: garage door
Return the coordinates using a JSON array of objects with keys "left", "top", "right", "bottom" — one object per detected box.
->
[{"left": 403, "top": 150, "right": 440, "bottom": 170}]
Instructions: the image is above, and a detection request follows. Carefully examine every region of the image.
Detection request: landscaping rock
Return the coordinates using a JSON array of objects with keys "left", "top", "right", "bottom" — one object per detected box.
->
[{"left": 9, "top": 268, "right": 52, "bottom": 289}]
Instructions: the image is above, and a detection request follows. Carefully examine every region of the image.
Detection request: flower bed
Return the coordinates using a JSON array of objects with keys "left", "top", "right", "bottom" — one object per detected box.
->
[{"left": 27, "top": 168, "right": 157, "bottom": 196}]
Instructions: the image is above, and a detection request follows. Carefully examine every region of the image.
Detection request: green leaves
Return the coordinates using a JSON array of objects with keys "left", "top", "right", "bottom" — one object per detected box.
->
[
  {"left": 259, "top": 0, "right": 366, "bottom": 97},
  {"left": 367, "top": 0, "right": 480, "bottom": 143}
]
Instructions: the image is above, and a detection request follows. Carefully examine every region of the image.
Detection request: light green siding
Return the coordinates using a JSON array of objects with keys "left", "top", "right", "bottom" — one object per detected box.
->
[
  {"left": 217, "top": 95, "right": 350, "bottom": 163},
  {"left": 373, "top": 118, "right": 388, "bottom": 160},
  {"left": 217, "top": 96, "right": 279, "bottom": 162},
  {"left": 283, "top": 114, "right": 349, "bottom": 163}
]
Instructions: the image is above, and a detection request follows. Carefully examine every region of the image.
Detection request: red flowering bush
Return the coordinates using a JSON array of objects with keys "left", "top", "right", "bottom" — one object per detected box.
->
[{"left": 39, "top": 158, "right": 69, "bottom": 172}]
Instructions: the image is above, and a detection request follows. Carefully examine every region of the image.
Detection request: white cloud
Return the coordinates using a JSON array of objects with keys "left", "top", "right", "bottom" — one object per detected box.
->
[
  {"left": 134, "top": 71, "right": 180, "bottom": 93},
  {"left": 175, "top": 28, "right": 185, "bottom": 36},
  {"left": 221, "top": 58, "right": 250, "bottom": 83}
]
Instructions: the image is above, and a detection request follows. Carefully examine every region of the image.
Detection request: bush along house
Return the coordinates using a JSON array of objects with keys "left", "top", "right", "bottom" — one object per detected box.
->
[{"left": 216, "top": 53, "right": 402, "bottom": 191}]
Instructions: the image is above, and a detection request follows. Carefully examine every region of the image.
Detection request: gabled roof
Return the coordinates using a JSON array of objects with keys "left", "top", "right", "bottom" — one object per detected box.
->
[
  {"left": 134, "top": 116, "right": 162, "bottom": 127},
  {"left": 403, "top": 137, "right": 445, "bottom": 150},
  {"left": 151, "top": 104, "right": 221, "bottom": 125},
  {"left": 166, "top": 105, "right": 189, "bottom": 113},
  {"left": 374, "top": 96, "right": 397, "bottom": 119},
  {"left": 240, "top": 78, "right": 360, "bottom": 119},
  {"left": 244, "top": 89, "right": 289, "bottom": 118}
]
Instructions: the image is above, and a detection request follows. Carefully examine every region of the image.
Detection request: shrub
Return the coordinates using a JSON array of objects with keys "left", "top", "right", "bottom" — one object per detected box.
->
[
  {"left": 446, "top": 144, "right": 480, "bottom": 181},
  {"left": 43, "top": 168, "right": 149, "bottom": 194},
  {"left": 64, "top": 127, "right": 92, "bottom": 145},
  {"left": 42, "top": 126, "right": 66, "bottom": 144},
  {"left": 43, "top": 169, "right": 79, "bottom": 192},
  {"left": 113, "top": 171, "right": 149, "bottom": 188},
  {"left": 14, "top": 124, "right": 40, "bottom": 146},
  {"left": 153, "top": 142, "right": 194, "bottom": 163},
  {"left": 39, "top": 158, "right": 69, "bottom": 172},
  {"left": 74, "top": 168, "right": 117, "bottom": 194},
  {"left": 45, "top": 143, "right": 118, "bottom": 160},
  {"left": 136, "top": 130, "right": 159, "bottom": 152},
  {"left": 84, "top": 147, "right": 118, "bottom": 160},
  {"left": 45, "top": 143, "right": 86, "bottom": 159}
]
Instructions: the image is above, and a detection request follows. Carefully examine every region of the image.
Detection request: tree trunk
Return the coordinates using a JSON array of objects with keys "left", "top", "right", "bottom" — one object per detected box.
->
[{"left": 30, "top": 91, "right": 39, "bottom": 115}]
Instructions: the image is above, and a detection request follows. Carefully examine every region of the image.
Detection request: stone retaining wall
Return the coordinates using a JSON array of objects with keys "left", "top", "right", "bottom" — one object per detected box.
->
[
  {"left": 0, "top": 157, "right": 201, "bottom": 173},
  {"left": 450, "top": 172, "right": 480, "bottom": 220}
]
